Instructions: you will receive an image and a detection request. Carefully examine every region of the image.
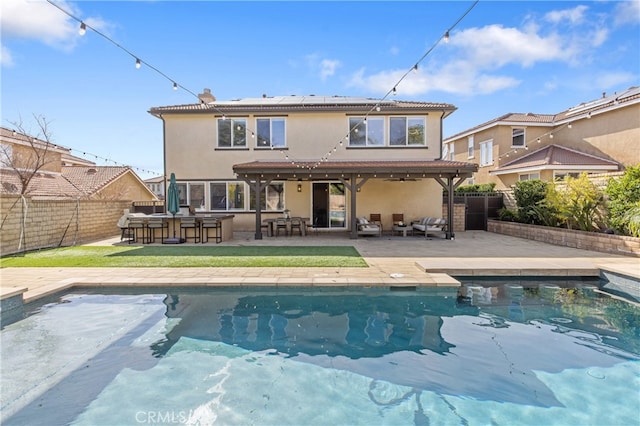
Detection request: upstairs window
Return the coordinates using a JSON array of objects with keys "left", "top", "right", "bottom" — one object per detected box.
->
[
  {"left": 348, "top": 117, "right": 384, "bottom": 146},
  {"left": 512, "top": 128, "right": 525, "bottom": 147},
  {"left": 467, "top": 135, "right": 474, "bottom": 158},
  {"left": 257, "top": 118, "right": 286, "bottom": 148},
  {"left": 480, "top": 139, "right": 493, "bottom": 166},
  {"left": 448, "top": 142, "right": 455, "bottom": 160},
  {"left": 390, "top": 117, "right": 426, "bottom": 146},
  {"left": 218, "top": 118, "right": 247, "bottom": 148}
]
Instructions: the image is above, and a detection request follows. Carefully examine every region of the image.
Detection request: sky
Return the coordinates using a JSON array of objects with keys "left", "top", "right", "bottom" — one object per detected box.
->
[{"left": 1, "top": 0, "right": 639, "bottom": 180}]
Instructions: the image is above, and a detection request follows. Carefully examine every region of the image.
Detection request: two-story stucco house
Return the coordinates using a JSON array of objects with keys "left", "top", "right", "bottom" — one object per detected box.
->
[
  {"left": 443, "top": 86, "right": 639, "bottom": 190},
  {"left": 149, "top": 91, "right": 477, "bottom": 239}
]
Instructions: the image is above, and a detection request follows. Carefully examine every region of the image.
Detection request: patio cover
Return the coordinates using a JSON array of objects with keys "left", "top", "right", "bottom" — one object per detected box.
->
[{"left": 233, "top": 159, "right": 478, "bottom": 240}]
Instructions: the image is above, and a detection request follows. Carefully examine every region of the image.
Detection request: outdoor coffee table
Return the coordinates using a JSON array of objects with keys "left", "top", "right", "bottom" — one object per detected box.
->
[{"left": 393, "top": 225, "right": 411, "bottom": 237}]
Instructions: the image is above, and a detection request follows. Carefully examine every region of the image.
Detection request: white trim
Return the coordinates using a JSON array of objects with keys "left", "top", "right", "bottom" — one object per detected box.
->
[{"left": 490, "top": 164, "right": 618, "bottom": 176}]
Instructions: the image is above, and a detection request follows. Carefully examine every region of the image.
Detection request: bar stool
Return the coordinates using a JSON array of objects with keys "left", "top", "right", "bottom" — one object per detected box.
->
[
  {"left": 127, "top": 217, "right": 147, "bottom": 244},
  {"left": 146, "top": 217, "right": 168, "bottom": 243},
  {"left": 201, "top": 217, "right": 221, "bottom": 243},
  {"left": 180, "top": 217, "right": 201, "bottom": 243}
]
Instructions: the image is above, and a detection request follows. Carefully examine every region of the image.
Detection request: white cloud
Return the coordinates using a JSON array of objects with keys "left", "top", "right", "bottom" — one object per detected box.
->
[
  {"left": 303, "top": 53, "right": 341, "bottom": 81},
  {"left": 544, "top": 5, "right": 589, "bottom": 25},
  {"left": 613, "top": 1, "right": 640, "bottom": 26},
  {"left": 1, "top": 44, "right": 14, "bottom": 67},
  {"left": 0, "top": 0, "right": 108, "bottom": 64},
  {"left": 595, "top": 71, "right": 637, "bottom": 89},
  {"left": 451, "top": 24, "right": 567, "bottom": 68},
  {"left": 320, "top": 59, "right": 341, "bottom": 81}
]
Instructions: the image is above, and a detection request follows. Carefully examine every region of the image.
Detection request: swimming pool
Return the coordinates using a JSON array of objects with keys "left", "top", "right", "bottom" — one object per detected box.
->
[{"left": 2, "top": 282, "right": 638, "bottom": 425}]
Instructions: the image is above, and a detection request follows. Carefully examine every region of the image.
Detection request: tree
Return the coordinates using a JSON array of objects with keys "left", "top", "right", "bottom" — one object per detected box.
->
[
  {"left": 1, "top": 115, "right": 57, "bottom": 195},
  {"left": 513, "top": 179, "right": 550, "bottom": 224},
  {"left": 606, "top": 165, "right": 640, "bottom": 236},
  {"left": 1, "top": 115, "right": 57, "bottom": 252}
]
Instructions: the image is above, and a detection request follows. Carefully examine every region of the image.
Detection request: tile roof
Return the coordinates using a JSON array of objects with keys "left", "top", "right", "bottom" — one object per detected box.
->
[
  {"left": 492, "top": 144, "right": 620, "bottom": 174},
  {"left": 445, "top": 86, "right": 640, "bottom": 141},
  {"left": 0, "top": 166, "right": 132, "bottom": 198},
  {"left": 0, "top": 169, "right": 83, "bottom": 198},
  {"left": 61, "top": 166, "right": 131, "bottom": 195},
  {"left": 149, "top": 95, "right": 456, "bottom": 116}
]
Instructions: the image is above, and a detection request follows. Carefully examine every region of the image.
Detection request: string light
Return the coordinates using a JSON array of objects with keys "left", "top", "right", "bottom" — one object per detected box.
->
[
  {"left": 79, "top": 22, "right": 86, "bottom": 36},
  {"left": 45, "top": 0, "right": 478, "bottom": 175}
]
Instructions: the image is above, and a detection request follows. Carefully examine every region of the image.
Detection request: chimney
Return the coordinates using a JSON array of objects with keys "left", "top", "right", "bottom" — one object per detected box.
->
[
  {"left": 198, "top": 88, "right": 216, "bottom": 103},
  {"left": 602, "top": 92, "right": 606, "bottom": 98}
]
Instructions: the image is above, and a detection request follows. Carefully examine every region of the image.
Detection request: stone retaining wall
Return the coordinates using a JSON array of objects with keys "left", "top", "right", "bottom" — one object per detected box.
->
[
  {"left": 488, "top": 219, "right": 640, "bottom": 257},
  {"left": 1, "top": 196, "right": 131, "bottom": 256}
]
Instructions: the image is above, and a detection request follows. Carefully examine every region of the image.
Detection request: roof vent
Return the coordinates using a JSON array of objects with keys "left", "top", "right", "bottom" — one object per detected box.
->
[{"left": 87, "top": 168, "right": 97, "bottom": 175}]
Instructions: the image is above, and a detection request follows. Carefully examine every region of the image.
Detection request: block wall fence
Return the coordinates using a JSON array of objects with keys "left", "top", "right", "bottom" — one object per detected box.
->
[
  {"left": 1, "top": 196, "right": 131, "bottom": 257},
  {"left": 488, "top": 219, "right": 640, "bottom": 257}
]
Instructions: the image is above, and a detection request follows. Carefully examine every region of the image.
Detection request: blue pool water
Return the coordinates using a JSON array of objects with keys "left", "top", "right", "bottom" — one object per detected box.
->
[{"left": 1, "top": 282, "right": 639, "bottom": 425}]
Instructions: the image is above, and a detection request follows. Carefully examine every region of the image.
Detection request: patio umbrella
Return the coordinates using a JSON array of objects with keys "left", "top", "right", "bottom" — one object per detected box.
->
[{"left": 166, "top": 172, "right": 181, "bottom": 243}]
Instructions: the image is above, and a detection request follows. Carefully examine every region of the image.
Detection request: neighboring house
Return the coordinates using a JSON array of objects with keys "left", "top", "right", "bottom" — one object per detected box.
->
[
  {"left": 149, "top": 91, "right": 477, "bottom": 238},
  {"left": 0, "top": 126, "right": 157, "bottom": 200},
  {"left": 443, "top": 86, "right": 639, "bottom": 190},
  {"left": 144, "top": 176, "right": 165, "bottom": 200}
]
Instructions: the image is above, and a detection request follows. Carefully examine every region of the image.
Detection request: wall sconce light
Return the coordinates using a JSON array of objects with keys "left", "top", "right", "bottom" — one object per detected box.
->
[{"left": 297, "top": 183, "right": 302, "bottom": 192}]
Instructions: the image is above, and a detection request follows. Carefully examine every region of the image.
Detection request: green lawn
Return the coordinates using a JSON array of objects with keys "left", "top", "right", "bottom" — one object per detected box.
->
[{"left": 0, "top": 245, "right": 367, "bottom": 268}]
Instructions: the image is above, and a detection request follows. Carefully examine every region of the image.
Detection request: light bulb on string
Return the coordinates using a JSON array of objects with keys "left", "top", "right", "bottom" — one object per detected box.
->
[
  {"left": 413, "top": 64, "right": 419, "bottom": 73},
  {"left": 173, "top": 82, "right": 178, "bottom": 90},
  {"left": 135, "top": 58, "right": 141, "bottom": 69},
  {"left": 79, "top": 22, "right": 86, "bottom": 36},
  {"left": 444, "top": 30, "right": 450, "bottom": 43}
]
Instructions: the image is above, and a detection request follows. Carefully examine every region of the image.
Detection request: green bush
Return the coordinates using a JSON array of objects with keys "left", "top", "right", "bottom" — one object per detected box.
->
[
  {"left": 454, "top": 183, "right": 497, "bottom": 194},
  {"left": 622, "top": 203, "right": 640, "bottom": 238},
  {"left": 606, "top": 165, "right": 640, "bottom": 235},
  {"left": 497, "top": 207, "right": 518, "bottom": 222},
  {"left": 513, "top": 180, "right": 550, "bottom": 224},
  {"left": 547, "top": 173, "right": 605, "bottom": 231}
]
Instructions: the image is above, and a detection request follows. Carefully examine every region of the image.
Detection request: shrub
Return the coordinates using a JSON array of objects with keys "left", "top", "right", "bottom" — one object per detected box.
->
[
  {"left": 622, "top": 203, "right": 640, "bottom": 237},
  {"left": 547, "top": 173, "right": 605, "bottom": 231},
  {"left": 454, "top": 183, "right": 497, "bottom": 194},
  {"left": 497, "top": 207, "right": 518, "bottom": 222},
  {"left": 606, "top": 165, "right": 640, "bottom": 235},
  {"left": 513, "top": 180, "right": 550, "bottom": 224}
]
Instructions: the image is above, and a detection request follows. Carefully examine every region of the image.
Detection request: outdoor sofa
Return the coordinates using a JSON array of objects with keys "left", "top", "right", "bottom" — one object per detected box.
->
[
  {"left": 412, "top": 217, "right": 447, "bottom": 237},
  {"left": 356, "top": 217, "right": 382, "bottom": 237}
]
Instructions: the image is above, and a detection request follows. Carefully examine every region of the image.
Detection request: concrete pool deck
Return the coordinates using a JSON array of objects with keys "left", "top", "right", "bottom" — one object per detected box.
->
[{"left": 1, "top": 231, "right": 638, "bottom": 304}]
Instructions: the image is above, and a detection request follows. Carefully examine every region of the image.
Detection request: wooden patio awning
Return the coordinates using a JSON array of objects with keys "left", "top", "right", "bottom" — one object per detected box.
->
[{"left": 232, "top": 159, "right": 478, "bottom": 240}]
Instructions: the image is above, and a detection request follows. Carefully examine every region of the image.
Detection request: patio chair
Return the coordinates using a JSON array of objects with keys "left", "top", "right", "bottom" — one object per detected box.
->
[
  {"left": 275, "top": 217, "right": 288, "bottom": 237},
  {"left": 146, "top": 217, "right": 168, "bottom": 244},
  {"left": 180, "top": 217, "right": 201, "bottom": 243},
  {"left": 357, "top": 217, "right": 381, "bottom": 237},
  {"left": 392, "top": 213, "right": 405, "bottom": 226},
  {"left": 201, "top": 217, "right": 221, "bottom": 243},
  {"left": 290, "top": 217, "right": 303, "bottom": 236},
  {"left": 369, "top": 213, "right": 383, "bottom": 234},
  {"left": 127, "top": 217, "right": 147, "bottom": 244}
]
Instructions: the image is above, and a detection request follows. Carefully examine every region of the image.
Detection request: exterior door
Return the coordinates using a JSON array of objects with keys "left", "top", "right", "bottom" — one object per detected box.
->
[{"left": 312, "top": 182, "right": 346, "bottom": 229}]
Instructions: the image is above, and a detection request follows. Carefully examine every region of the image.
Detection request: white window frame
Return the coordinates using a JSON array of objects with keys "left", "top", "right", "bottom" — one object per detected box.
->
[
  {"left": 217, "top": 118, "right": 247, "bottom": 148},
  {"left": 479, "top": 139, "right": 493, "bottom": 166},
  {"left": 512, "top": 127, "right": 526, "bottom": 148},
  {"left": 389, "top": 116, "right": 426, "bottom": 146},
  {"left": 256, "top": 117, "right": 286, "bottom": 148},
  {"left": 467, "top": 135, "right": 474, "bottom": 158},
  {"left": 554, "top": 171, "right": 582, "bottom": 181},
  {"left": 348, "top": 117, "right": 385, "bottom": 147},
  {"left": 448, "top": 141, "right": 455, "bottom": 160},
  {"left": 519, "top": 173, "right": 540, "bottom": 181}
]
